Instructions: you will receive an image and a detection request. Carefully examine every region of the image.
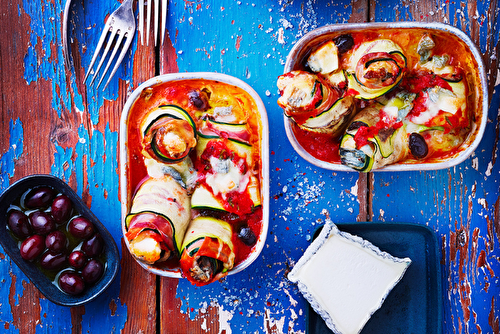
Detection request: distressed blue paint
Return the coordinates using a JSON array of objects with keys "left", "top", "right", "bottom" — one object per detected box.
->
[
  {"left": 170, "top": 1, "right": 353, "bottom": 77},
  {"left": 21, "top": 0, "right": 72, "bottom": 116},
  {"left": 69, "top": 123, "right": 126, "bottom": 331},
  {"left": 68, "top": 0, "right": 138, "bottom": 124},
  {"left": 3, "top": 0, "right": 496, "bottom": 332},
  {"left": 37, "top": 298, "right": 73, "bottom": 332},
  {"left": 50, "top": 144, "right": 74, "bottom": 182},
  {"left": 0, "top": 259, "right": 23, "bottom": 333},
  {"left": 0, "top": 118, "right": 24, "bottom": 191},
  {"left": 370, "top": 1, "right": 500, "bottom": 332},
  {"left": 74, "top": 123, "right": 90, "bottom": 197},
  {"left": 169, "top": 1, "right": 360, "bottom": 332},
  {"left": 81, "top": 123, "right": 125, "bottom": 332},
  {"left": 88, "top": 124, "right": 122, "bottom": 239}
]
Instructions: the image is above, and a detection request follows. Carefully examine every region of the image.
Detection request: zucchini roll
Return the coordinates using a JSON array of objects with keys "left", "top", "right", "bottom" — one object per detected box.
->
[
  {"left": 403, "top": 77, "right": 469, "bottom": 159},
  {"left": 277, "top": 70, "right": 355, "bottom": 136},
  {"left": 125, "top": 175, "right": 191, "bottom": 264},
  {"left": 180, "top": 217, "right": 235, "bottom": 286},
  {"left": 141, "top": 105, "right": 197, "bottom": 164},
  {"left": 340, "top": 104, "right": 409, "bottom": 172},
  {"left": 346, "top": 39, "right": 407, "bottom": 100},
  {"left": 192, "top": 134, "right": 260, "bottom": 215},
  {"left": 198, "top": 118, "right": 251, "bottom": 144}
]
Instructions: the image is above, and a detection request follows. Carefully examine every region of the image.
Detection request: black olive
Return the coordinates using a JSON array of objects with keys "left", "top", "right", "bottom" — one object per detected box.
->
[
  {"left": 188, "top": 89, "right": 210, "bottom": 110},
  {"left": 7, "top": 210, "right": 32, "bottom": 239},
  {"left": 20, "top": 235, "right": 46, "bottom": 261},
  {"left": 238, "top": 226, "right": 257, "bottom": 246},
  {"left": 347, "top": 121, "right": 368, "bottom": 132},
  {"left": 58, "top": 271, "right": 85, "bottom": 295},
  {"left": 409, "top": 133, "right": 429, "bottom": 158},
  {"left": 333, "top": 34, "right": 354, "bottom": 54},
  {"left": 24, "top": 186, "right": 56, "bottom": 209}
]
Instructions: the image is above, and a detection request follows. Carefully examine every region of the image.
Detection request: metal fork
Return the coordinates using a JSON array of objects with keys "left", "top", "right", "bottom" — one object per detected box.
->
[
  {"left": 84, "top": 0, "right": 136, "bottom": 90},
  {"left": 138, "top": 0, "right": 168, "bottom": 46}
]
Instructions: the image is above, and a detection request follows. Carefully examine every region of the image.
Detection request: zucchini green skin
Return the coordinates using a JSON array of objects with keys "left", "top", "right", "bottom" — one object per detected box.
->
[
  {"left": 300, "top": 95, "right": 356, "bottom": 136},
  {"left": 142, "top": 105, "right": 196, "bottom": 136},
  {"left": 191, "top": 183, "right": 262, "bottom": 212},
  {"left": 126, "top": 175, "right": 191, "bottom": 255},
  {"left": 190, "top": 184, "right": 226, "bottom": 212},
  {"left": 141, "top": 105, "right": 197, "bottom": 164},
  {"left": 205, "top": 119, "right": 247, "bottom": 132},
  {"left": 196, "top": 132, "right": 253, "bottom": 167},
  {"left": 339, "top": 147, "right": 374, "bottom": 172},
  {"left": 192, "top": 133, "right": 261, "bottom": 213},
  {"left": 347, "top": 40, "right": 407, "bottom": 100},
  {"left": 179, "top": 216, "right": 235, "bottom": 286},
  {"left": 181, "top": 217, "right": 234, "bottom": 252},
  {"left": 339, "top": 105, "right": 409, "bottom": 172},
  {"left": 199, "top": 119, "right": 251, "bottom": 144}
]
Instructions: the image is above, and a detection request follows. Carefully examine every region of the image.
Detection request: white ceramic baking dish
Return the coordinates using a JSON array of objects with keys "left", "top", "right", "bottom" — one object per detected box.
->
[
  {"left": 119, "top": 73, "right": 269, "bottom": 278},
  {"left": 283, "top": 22, "right": 488, "bottom": 172}
]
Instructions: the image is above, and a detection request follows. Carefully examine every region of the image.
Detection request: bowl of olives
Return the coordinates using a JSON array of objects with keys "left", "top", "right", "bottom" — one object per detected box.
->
[{"left": 0, "top": 174, "right": 120, "bottom": 306}]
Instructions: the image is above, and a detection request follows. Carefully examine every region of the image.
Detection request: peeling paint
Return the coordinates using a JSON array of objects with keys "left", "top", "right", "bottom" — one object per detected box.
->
[{"left": 0, "top": 118, "right": 24, "bottom": 191}]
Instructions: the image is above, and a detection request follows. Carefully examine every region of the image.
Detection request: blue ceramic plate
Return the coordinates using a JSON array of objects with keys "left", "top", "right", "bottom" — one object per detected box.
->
[
  {"left": 309, "top": 222, "right": 442, "bottom": 334},
  {"left": 0, "top": 175, "right": 120, "bottom": 307}
]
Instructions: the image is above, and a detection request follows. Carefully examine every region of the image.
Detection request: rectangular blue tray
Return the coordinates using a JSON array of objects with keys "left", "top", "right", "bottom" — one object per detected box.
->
[{"left": 308, "top": 222, "right": 442, "bottom": 334}]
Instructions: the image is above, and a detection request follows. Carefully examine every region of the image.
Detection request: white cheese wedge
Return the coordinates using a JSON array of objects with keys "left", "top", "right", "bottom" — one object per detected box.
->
[{"left": 288, "top": 220, "right": 411, "bottom": 334}]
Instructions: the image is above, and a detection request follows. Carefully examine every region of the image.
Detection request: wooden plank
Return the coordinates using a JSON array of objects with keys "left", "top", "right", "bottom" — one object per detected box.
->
[
  {"left": 368, "top": 1, "right": 500, "bottom": 333},
  {"left": 0, "top": 0, "right": 147, "bottom": 332},
  {"left": 153, "top": 1, "right": 370, "bottom": 333}
]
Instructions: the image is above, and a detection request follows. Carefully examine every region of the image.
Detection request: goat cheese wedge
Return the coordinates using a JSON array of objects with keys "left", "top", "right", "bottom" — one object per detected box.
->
[{"left": 288, "top": 220, "right": 411, "bottom": 334}]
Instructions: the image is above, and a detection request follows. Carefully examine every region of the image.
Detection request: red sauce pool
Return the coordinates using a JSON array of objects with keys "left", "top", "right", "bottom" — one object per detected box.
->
[{"left": 291, "top": 122, "right": 341, "bottom": 163}]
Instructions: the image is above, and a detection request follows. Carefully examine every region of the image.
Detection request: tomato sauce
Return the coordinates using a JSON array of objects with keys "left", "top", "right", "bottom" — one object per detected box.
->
[
  {"left": 126, "top": 79, "right": 264, "bottom": 270},
  {"left": 287, "top": 28, "right": 480, "bottom": 167},
  {"left": 292, "top": 122, "right": 341, "bottom": 163},
  {"left": 195, "top": 139, "right": 255, "bottom": 215}
]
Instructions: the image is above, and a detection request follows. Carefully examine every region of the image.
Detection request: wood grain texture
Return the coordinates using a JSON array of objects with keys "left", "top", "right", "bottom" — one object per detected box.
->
[
  {"left": 0, "top": 0, "right": 498, "bottom": 333},
  {"left": 367, "top": 1, "right": 500, "bottom": 333}
]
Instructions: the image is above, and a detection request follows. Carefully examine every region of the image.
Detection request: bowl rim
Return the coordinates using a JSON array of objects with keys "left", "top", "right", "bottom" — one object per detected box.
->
[
  {"left": 0, "top": 174, "right": 120, "bottom": 306},
  {"left": 283, "top": 21, "right": 489, "bottom": 172},
  {"left": 119, "top": 72, "right": 270, "bottom": 278}
]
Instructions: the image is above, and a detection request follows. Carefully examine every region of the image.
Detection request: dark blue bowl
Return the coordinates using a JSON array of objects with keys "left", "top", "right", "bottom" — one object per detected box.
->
[{"left": 0, "top": 174, "right": 120, "bottom": 307}]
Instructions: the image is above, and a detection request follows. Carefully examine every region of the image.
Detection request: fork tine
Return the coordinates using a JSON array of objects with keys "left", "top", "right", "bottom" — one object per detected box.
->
[
  {"left": 100, "top": 33, "right": 135, "bottom": 90},
  {"left": 139, "top": 0, "right": 145, "bottom": 45},
  {"left": 161, "top": 0, "right": 167, "bottom": 45},
  {"left": 86, "top": 0, "right": 135, "bottom": 89},
  {"left": 154, "top": 0, "right": 159, "bottom": 46},
  {"left": 84, "top": 21, "right": 112, "bottom": 83},
  {"left": 146, "top": 0, "right": 152, "bottom": 46},
  {"left": 89, "top": 29, "right": 118, "bottom": 87},
  {"left": 95, "top": 32, "right": 124, "bottom": 89}
]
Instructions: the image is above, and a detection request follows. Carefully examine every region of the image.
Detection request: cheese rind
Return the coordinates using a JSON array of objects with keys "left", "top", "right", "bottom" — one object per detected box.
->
[{"left": 288, "top": 220, "right": 411, "bottom": 334}]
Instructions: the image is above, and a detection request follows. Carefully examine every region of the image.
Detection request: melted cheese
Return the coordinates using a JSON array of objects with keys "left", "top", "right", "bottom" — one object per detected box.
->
[
  {"left": 205, "top": 157, "right": 249, "bottom": 197},
  {"left": 411, "top": 83, "right": 466, "bottom": 124},
  {"left": 277, "top": 72, "right": 317, "bottom": 108},
  {"left": 129, "top": 237, "right": 162, "bottom": 264},
  {"left": 307, "top": 41, "right": 339, "bottom": 74}
]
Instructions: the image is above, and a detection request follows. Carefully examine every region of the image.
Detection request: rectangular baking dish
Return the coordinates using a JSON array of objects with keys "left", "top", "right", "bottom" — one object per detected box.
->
[
  {"left": 283, "top": 22, "right": 488, "bottom": 172},
  {"left": 119, "top": 72, "right": 269, "bottom": 278}
]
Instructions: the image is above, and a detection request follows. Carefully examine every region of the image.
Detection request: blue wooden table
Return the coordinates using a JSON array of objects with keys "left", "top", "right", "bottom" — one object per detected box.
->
[{"left": 0, "top": 0, "right": 499, "bottom": 333}]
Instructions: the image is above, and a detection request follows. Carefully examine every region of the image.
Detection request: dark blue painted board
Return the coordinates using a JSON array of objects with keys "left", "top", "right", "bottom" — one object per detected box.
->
[{"left": 308, "top": 223, "right": 442, "bottom": 334}]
